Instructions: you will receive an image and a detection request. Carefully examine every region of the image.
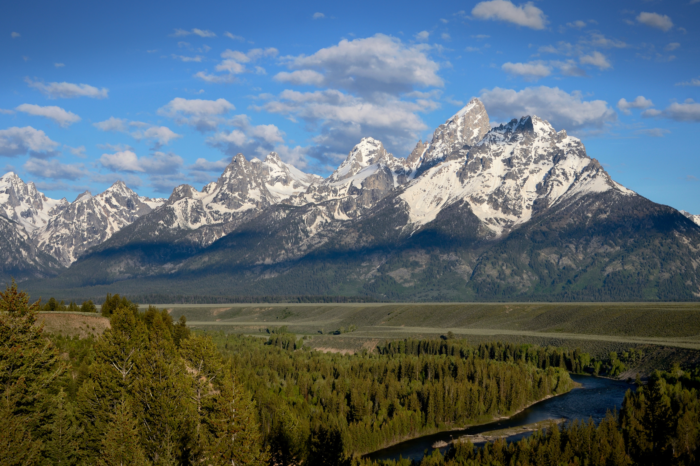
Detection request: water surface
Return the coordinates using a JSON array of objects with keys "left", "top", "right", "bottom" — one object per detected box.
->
[{"left": 366, "top": 374, "right": 633, "bottom": 462}]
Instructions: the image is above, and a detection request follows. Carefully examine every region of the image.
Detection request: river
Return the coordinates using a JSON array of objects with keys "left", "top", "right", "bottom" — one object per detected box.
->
[{"left": 366, "top": 374, "right": 634, "bottom": 462}]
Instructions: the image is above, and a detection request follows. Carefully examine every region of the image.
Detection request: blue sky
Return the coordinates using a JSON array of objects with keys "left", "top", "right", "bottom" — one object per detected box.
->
[{"left": 2, "top": 0, "right": 699, "bottom": 213}]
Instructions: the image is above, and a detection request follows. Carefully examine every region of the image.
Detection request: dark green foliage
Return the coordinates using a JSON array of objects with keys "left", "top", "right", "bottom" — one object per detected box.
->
[
  {"left": 214, "top": 335, "right": 575, "bottom": 463},
  {"left": 100, "top": 293, "right": 138, "bottom": 317},
  {"left": 80, "top": 300, "right": 97, "bottom": 313}
]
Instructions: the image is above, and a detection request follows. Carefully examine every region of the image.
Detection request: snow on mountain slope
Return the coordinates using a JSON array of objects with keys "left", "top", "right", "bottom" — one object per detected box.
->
[
  {"left": 0, "top": 172, "right": 68, "bottom": 234},
  {"left": 412, "top": 98, "right": 491, "bottom": 170},
  {"left": 399, "top": 115, "right": 633, "bottom": 235},
  {"left": 292, "top": 137, "right": 413, "bottom": 219},
  {"left": 681, "top": 211, "right": 700, "bottom": 227},
  {"left": 36, "top": 182, "right": 165, "bottom": 266},
  {"left": 156, "top": 152, "right": 321, "bottom": 233}
]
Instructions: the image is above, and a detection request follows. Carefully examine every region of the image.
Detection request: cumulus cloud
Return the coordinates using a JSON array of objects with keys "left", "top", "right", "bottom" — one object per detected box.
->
[
  {"left": 274, "top": 70, "right": 325, "bottom": 86},
  {"left": 67, "top": 145, "right": 86, "bottom": 158},
  {"left": 224, "top": 32, "right": 245, "bottom": 41},
  {"left": 584, "top": 33, "right": 627, "bottom": 49},
  {"left": 471, "top": 0, "right": 547, "bottom": 30},
  {"left": 502, "top": 61, "right": 551, "bottom": 80},
  {"left": 131, "top": 126, "right": 182, "bottom": 148},
  {"left": 312, "top": 12, "right": 325, "bottom": 19},
  {"left": 11, "top": 32, "right": 20, "bottom": 38},
  {"left": 479, "top": 86, "right": 616, "bottom": 132},
  {"left": 665, "top": 43, "right": 681, "bottom": 52},
  {"left": 24, "top": 158, "right": 85, "bottom": 180},
  {"left": 277, "top": 34, "right": 442, "bottom": 96},
  {"left": 258, "top": 89, "right": 431, "bottom": 165},
  {"left": 25, "top": 78, "right": 108, "bottom": 99},
  {"left": 617, "top": 96, "right": 654, "bottom": 115},
  {"left": 206, "top": 115, "right": 285, "bottom": 157},
  {"left": 172, "top": 54, "right": 203, "bottom": 62},
  {"left": 100, "top": 150, "right": 183, "bottom": 174},
  {"left": 54, "top": 63, "right": 65, "bottom": 68},
  {"left": 415, "top": 31, "right": 430, "bottom": 41},
  {"left": 157, "top": 97, "right": 235, "bottom": 132},
  {"left": 195, "top": 47, "right": 278, "bottom": 84},
  {"left": 94, "top": 117, "right": 181, "bottom": 147},
  {"left": 579, "top": 51, "right": 611, "bottom": 70},
  {"left": 676, "top": 77, "right": 700, "bottom": 87},
  {"left": 0, "top": 126, "right": 60, "bottom": 158},
  {"left": 171, "top": 28, "right": 216, "bottom": 37},
  {"left": 636, "top": 12, "right": 674, "bottom": 32},
  {"left": 189, "top": 157, "right": 230, "bottom": 172},
  {"left": 566, "top": 20, "right": 587, "bottom": 29},
  {"left": 637, "top": 128, "right": 670, "bottom": 138},
  {"left": 665, "top": 100, "right": 700, "bottom": 122},
  {"left": 15, "top": 104, "right": 81, "bottom": 127},
  {"left": 94, "top": 117, "right": 128, "bottom": 132}
]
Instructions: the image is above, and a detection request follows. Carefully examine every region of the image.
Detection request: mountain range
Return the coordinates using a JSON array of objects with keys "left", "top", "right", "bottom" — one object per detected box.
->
[{"left": 3, "top": 98, "right": 700, "bottom": 301}]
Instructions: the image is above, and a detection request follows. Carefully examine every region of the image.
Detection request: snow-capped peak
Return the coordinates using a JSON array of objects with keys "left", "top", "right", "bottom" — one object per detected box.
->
[
  {"left": 681, "top": 211, "right": 700, "bottom": 227},
  {"left": 416, "top": 97, "right": 491, "bottom": 169},
  {"left": 330, "top": 137, "right": 394, "bottom": 182}
]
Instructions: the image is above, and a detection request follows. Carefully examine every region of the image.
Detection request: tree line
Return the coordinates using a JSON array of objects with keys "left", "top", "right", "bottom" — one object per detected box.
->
[
  {"left": 213, "top": 332, "right": 576, "bottom": 464},
  {"left": 359, "top": 366, "right": 700, "bottom": 466}
]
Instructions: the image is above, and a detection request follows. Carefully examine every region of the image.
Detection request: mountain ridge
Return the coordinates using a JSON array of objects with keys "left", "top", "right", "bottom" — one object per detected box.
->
[{"left": 5, "top": 98, "right": 700, "bottom": 301}]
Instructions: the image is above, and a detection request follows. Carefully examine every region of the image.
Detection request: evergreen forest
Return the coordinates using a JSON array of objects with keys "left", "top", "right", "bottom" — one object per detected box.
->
[{"left": 2, "top": 283, "right": 700, "bottom": 465}]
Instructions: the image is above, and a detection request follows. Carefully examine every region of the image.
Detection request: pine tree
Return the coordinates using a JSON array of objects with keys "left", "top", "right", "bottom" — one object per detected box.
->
[
  {"left": 42, "top": 389, "right": 83, "bottom": 465},
  {"left": 0, "top": 380, "right": 42, "bottom": 466},
  {"left": 98, "top": 399, "right": 150, "bottom": 466},
  {"left": 0, "top": 281, "right": 62, "bottom": 419}
]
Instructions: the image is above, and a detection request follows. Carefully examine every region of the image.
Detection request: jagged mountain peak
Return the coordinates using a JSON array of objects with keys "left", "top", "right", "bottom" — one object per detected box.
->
[
  {"left": 74, "top": 191, "right": 92, "bottom": 203},
  {"left": 330, "top": 137, "right": 395, "bottom": 183},
  {"left": 415, "top": 97, "right": 491, "bottom": 169},
  {"left": 682, "top": 210, "right": 700, "bottom": 227}
]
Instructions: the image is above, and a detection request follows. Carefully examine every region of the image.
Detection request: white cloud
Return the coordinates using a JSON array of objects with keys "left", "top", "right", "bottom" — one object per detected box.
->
[
  {"left": 471, "top": 0, "right": 547, "bottom": 30},
  {"left": 637, "top": 128, "right": 670, "bottom": 138},
  {"left": 94, "top": 117, "right": 128, "bottom": 132},
  {"left": 172, "top": 54, "right": 203, "bottom": 62},
  {"left": 100, "top": 150, "right": 183, "bottom": 174},
  {"left": 312, "top": 12, "right": 325, "bottom": 19},
  {"left": 192, "top": 28, "right": 216, "bottom": 38},
  {"left": 479, "top": 86, "right": 616, "bottom": 131},
  {"left": 25, "top": 78, "right": 108, "bottom": 99},
  {"left": 274, "top": 70, "right": 326, "bottom": 86},
  {"left": 15, "top": 104, "right": 81, "bottom": 127},
  {"left": 566, "top": 20, "right": 587, "bottom": 29},
  {"left": 189, "top": 157, "right": 230, "bottom": 172},
  {"left": 585, "top": 33, "right": 627, "bottom": 49},
  {"left": 194, "top": 71, "right": 236, "bottom": 84},
  {"left": 158, "top": 97, "right": 234, "bottom": 131},
  {"left": 415, "top": 31, "right": 430, "bottom": 41},
  {"left": 676, "top": 77, "right": 700, "bottom": 87},
  {"left": 642, "top": 108, "right": 663, "bottom": 117},
  {"left": 0, "top": 126, "right": 60, "bottom": 158},
  {"left": 259, "top": 89, "right": 432, "bottom": 164},
  {"left": 636, "top": 12, "right": 674, "bottom": 32},
  {"left": 665, "top": 100, "right": 700, "bottom": 122},
  {"left": 278, "top": 34, "right": 443, "bottom": 96},
  {"left": 54, "top": 63, "right": 65, "bottom": 68},
  {"left": 24, "top": 158, "right": 85, "bottom": 180},
  {"left": 441, "top": 33, "right": 451, "bottom": 41},
  {"left": 67, "top": 145, "right": 86, "bottom": 158},
  {"left": 502, "top": 61, "right": 551, "bottom": 80},
  {"left": 224, "top": 32, "right": 245, "bottom": 41},
  {"left": 617, "top": 96, "right": 654, "bottom": 115},
  {"left": 579, "top": 51, "right": 611, "bottom": 70},
  {"left": 206, "top": 116, "right": 285, "bottom": 157},
  {"left": 665, "top": 43, "right": 681, "bottom": 52},
  {"left": 11, "top": 32, "right": 20, "bottom": 38},
  {"left": 195, "top": 48, "right": 278, "bottom": 84},
  {"left": 171, "top": 28, "right": 216, "bottom": 37},
  {"left": 551, "top": 60, "right": 587, "bottom": 77},
  {"left": 131, "top": 126, "right": 182, "bottom": 147},
  {"left": 0, "top": 109, "right": 15, "bottom": 115}
]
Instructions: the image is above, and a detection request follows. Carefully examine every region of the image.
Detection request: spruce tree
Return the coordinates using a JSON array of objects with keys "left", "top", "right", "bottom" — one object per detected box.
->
[
  {"left": 99, "top": 399, "right": 150, "bottom": 466},
  {"left": 42, "top": 389, "right": 83, "bottom": 465}
]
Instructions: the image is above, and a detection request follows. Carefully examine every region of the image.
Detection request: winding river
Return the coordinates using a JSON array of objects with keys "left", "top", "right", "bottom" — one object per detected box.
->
[{"left": 366, "top": 374, "right": 634, "bottom": 462}]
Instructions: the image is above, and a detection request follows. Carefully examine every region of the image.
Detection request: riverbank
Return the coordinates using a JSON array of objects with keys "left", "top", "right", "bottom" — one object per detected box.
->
[
  {"left": 365, "top": 374, "right": 632, "bottom": 462},
  {"left": 449, "top": 418, "right": 566, "bottom": 446},
  {"left": 363, "top": 379, "right": 578, "bottom": 459}
]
